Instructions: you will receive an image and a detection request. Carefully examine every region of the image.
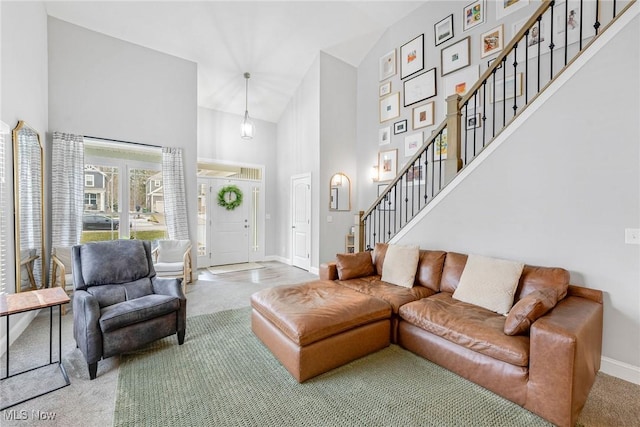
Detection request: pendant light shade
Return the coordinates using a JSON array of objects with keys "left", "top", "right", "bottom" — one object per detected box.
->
[{"left": 240, "top": 72, "right": 255, "bottom": 140}]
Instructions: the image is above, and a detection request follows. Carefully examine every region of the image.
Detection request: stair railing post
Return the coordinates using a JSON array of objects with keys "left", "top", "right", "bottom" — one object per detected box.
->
[{"left": 445, "top": 94, "right": 463, "bottom": 183}]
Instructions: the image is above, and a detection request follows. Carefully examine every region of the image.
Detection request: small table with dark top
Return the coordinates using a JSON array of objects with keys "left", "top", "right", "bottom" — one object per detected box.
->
[{"left": 0, "top": 287, "right": 71, "bottom": 410}]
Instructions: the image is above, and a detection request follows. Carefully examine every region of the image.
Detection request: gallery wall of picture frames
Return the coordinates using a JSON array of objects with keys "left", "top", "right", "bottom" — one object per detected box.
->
[{"left": 375, "top": 0, "right": 540, "bottom": 178}]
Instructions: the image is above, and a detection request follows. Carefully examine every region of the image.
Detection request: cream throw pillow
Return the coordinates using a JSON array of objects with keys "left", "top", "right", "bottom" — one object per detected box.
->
[
  {"left": 452, "top": 254, "right": 524, "bottom": 315},
  {"left": 380, "top": 244, "right": 420, "bottom": 288}
]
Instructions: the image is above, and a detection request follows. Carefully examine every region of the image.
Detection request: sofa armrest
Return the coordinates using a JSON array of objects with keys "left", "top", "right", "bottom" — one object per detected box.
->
[
  {"left": 152, "top": 276, "right": 187, "bottom": 333},
  {"left": 526, "top": 295, "right": 603, "bottom": 427},
  {"left": 73, "top": 290, "right": 103, "bottom": 364},
  {"left": 319, "top": 262, "right": 338, "bottom": 280}
]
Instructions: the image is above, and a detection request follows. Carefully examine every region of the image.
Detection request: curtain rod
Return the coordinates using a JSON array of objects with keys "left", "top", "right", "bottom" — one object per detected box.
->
[{"left": 83, "top": 135, "right": 161, "bottom": 149}]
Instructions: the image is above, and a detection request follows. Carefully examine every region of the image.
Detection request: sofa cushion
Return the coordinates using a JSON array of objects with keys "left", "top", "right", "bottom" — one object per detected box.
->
[
  {"left": 415, "top": 250, "right": 446, "bottom": 292},
  {"left": 452, "top": 254, "right": 524, "bottom": 315},
  {"left": 154, "top": 262, "right": 185, "bottom": 275},
  {"left": 504, "top": 288, "right": 558, "bottom": 335},
  {"left": 88, "top": 285, "right": 127, "bottom": 308},
  {"left": 80, "top": 240, "right": 150, "bottom": 286},
  {"left": 338, "top": 276, "right": 435, "bottom": 314},
  {"left": 513, "top": 265, "right": 569, "bottom": 304},
  {"left": 99, "top": 294, "right": 179, "bottom": 333},
  {"left": 372, "top": 243, "right": 388, "bottom": 276},
  {"left": 399, "top": 293, "right": 530, "bottom": 366},
  {"left": 381, "top": 244, "right": 420, "bottom": 288},
  {"left": 440, "top": 252, "right": 468, "bottom": 293},
  {"left": 336, "top": 252, "right": 375, "bottom": 280}
]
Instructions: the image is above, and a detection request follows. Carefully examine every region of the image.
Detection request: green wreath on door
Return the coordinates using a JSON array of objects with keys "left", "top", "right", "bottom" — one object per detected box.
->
[{"left": 217, "top": 185, "right": 243, "bottom": 210}]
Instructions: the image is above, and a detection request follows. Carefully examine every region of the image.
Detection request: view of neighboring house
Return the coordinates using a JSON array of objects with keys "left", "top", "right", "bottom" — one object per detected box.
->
[
  {"left": 145, "top": 172, "right": 164, "bottom": 213},
  {"left": 83, "top": 165, "right": 108, "bottom": 211}
]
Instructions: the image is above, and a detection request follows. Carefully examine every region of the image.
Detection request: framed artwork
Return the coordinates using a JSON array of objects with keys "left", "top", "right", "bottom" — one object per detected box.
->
[
  {"left": 379, "top": 126, "right": 391, "bottom": 145},
  {"left": 379, "top": 81, "right": 391, "bottom": 97},
  {"left": 403, "top": 68, "right": 437, "bottom": 107},
  {"left": 463, "top": 0, "right": 485, "bottom": 32},
  {"left": 444, "top": 66, "right": 479, "bottom": 98},
  {"left": 490, "top": 73, "right": 523, "bottom": 103},
  {"left": 434, "top": 14, "right": 454, "bottom": 46},
  {"left": 434, "top": 129, "right": 448, "bottom": 161},
  {"left": 404, "top": 132, "right": 423, "bottom": 157},
  {"left": 441, "top": 36, "right": 471, "bottom": 76},
  {"left": 465, "top": 113, "right": 482, "bottom": 129},
  {"left": 481, "top": 25, "right": 504, "bottom": 58},
  {"left": 495, "top": 0, "right": 529, "bottom": 20},
  {"left": 513, "top": 18, "right": 549, "bottom": 60},
  {"left": 378, "top": 149, "right": 398, "bottom": 182},
  {"left": 400, "top": 34, "right": 424, "bottom": 79},
  {"left": 379, "top": 92, "right": 400, "bottom": 123},
  {"left": 412, "top": 102, "right": 435, "bottom": 129},
  {"left": 377, "top": 184, "right": 395, "bottom": 211},
  {"left": 394, "top": 120, "right": 408, "bottom": 135},
  {"left": 405, "top": 164, "right": 425, "bottom": 185},
  {"left": 379, "top": 49, "right": 396, "bottom": 81},
  {"left": 554, "top": 0, "right": 597, "bottom": 44}
]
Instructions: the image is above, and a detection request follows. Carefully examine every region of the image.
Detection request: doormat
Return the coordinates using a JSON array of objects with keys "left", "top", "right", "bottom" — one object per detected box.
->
[{"left": 207, "top": 262, "right": 265, "bottom": 275}]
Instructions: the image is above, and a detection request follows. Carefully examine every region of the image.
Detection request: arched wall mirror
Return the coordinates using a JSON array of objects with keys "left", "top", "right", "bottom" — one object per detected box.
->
[
  {"left": 329, "top": 173, "right": 351, "bottom": 211},
  {"left": 13, "top": 121, "right": 45, "bottom": 293}
]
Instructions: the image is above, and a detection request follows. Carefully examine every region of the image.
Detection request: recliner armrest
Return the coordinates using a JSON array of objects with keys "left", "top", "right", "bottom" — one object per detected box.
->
[
  {"left": 73, "top": 290, "right": 103, "bottom": 364},
  {"left": 152, "top": 276, "right": 185, "bottom": 299},
  {"left": 526, "top": 295, "right": 603, "bottom": 427},
  {"left": 319, "top": 262, "right": 338, "bottom": 280}
]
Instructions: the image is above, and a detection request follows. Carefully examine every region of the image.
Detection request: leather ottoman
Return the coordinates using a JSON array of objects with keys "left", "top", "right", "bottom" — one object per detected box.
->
[{"left": 251, "top": 280, "right": 391, "bottom": 382}]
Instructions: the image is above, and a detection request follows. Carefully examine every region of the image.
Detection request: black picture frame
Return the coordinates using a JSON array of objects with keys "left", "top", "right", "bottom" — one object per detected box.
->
[
  {"left": 403, "top": 68, "right": 437, "bottom": 107},
  {"left": 400, "top": 34, "right": 424, "bottom": 80},
  {"left": 434, "top": 14, "right": 454, "bottom": 46},
  {"left": 393, "top": 120, "right": 408, "bottom": 135}
]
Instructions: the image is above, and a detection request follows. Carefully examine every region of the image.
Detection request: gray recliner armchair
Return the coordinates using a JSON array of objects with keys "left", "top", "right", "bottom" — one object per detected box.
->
[{"left": 72, "top": 239, "right": 186, "bottom": 379}]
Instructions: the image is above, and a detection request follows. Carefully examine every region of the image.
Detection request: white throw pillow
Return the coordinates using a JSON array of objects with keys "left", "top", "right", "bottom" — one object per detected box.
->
[
  {"left": 380, "top": 244, "right": 420, "bottom": 288},
  {"left": 452, "top": 254, "right": 524, "bottom": 315}
]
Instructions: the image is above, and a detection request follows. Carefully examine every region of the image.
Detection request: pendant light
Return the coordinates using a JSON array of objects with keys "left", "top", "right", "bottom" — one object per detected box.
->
[{"left": 240, "top": 72, "right": 255, "bottom": 140}]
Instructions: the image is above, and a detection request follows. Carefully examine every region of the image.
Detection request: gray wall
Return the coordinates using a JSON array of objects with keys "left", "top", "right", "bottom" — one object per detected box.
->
[
  {"left": 197, "top": 107, "right": 277, "bottom": 256},
  {"left": 359, "top": 6, "right": 639, "bottom": 374},
  {"left": 0, "top": 0, "right": 49, "bottom": 350},
  {"left": 319, "top": 52, "right": 357, "bottom": 264},
  {"left": 276, "top": 56, "right": 320, "bottom": 266},
  {"left": 47, "top": 17, "right": 198, "bottom": 266}
]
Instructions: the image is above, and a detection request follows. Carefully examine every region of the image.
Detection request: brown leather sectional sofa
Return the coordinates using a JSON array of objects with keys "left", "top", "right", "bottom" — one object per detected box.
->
[{"left": 317, "top": 243, "right": 603, "bottom": 427}]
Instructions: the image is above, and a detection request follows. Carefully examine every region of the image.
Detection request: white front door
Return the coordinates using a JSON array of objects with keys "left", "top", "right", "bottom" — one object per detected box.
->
[
  {"left": 291, "top": 173, "right": 311, "bottom": 270},
  {"left": 212, "top": 179, "right": 250, "bottom": 266}
]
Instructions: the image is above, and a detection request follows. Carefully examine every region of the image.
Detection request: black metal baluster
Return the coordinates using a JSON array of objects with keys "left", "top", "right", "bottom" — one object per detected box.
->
[
  {"left": 472, "top": 92, "right": 478, "bottom": 157},
  {"left": 430, "top": 142, "right": 435, "bottom": 200},
  {"left": 525, "top": 29, "right": 530, "bottom": 103},
  {"left": 464, "top": 101, "right": 469, "bottom": 164},
  {"left": 502, "top": 57, "right": 507, "bottom": 129},
  {"left": 579, "top": 0, "right": 584, "bottom": 50},
  {"left": 513, "top": 45, "right": 518, "bottom": 117},
  {"left": 550, "top": 3, "right": 555, "bottom": 79},
  {"left": 564, "top": 0, "right": 569, "bottom": 66},
  {"left": 594, "top": 0, "right": 601, "bottom": 35},
  {"left": 482, "top": 81, "right": 487, "bottom": 147},
  {"left": 492, "top": 70, "right": 497, "bottom": 138},
  {"left": 392, "top": 184, "right": 397, "bottom": 236},
  {"left": 423, "top": 152, "right": 429, "bottom": 204}
]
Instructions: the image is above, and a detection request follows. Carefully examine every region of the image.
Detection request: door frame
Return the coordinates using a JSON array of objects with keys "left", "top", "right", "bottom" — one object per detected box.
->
[
  {"left": 290, "top": 172, "right": 311, "bottom": 270},
  {"left": 197, "top": 158, "right": 265, "bottom": 268}
]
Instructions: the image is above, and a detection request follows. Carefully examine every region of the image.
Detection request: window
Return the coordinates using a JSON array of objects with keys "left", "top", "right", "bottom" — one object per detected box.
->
[
  {"left": 0, "top": 122, "right": 8, "bottom": 294},
  {"left": 85, "top": 174, "right": 94, "bottom": 187},
  {"left": 82, "top": 139, "right": 167, "bottom": 243}
]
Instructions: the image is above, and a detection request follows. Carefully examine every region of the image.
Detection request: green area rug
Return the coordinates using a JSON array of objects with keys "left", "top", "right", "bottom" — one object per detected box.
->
[{"left": 114, "top": 307, "right": 551, "bottom": 427}]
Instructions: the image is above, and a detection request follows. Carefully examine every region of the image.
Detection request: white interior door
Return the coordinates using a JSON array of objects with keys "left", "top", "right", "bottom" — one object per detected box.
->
[
  {"left": 212, "top": 179, "right": 250, "bottom": 266},
  {"left": 291, "top": 174, "right": 311, "bottom": 270}
]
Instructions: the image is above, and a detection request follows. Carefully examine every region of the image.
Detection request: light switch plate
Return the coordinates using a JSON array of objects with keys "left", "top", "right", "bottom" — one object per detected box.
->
[{"left": 624, "top": 228, "right": 640, "bottom": 245}]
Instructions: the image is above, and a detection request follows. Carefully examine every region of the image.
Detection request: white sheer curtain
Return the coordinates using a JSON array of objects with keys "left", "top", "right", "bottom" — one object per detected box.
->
[
  {"left": 162, "top": 147, "right": 189, "bottom": 240},
  {"left": 51, "top": 132, "right": 84, "bottom": 248}
]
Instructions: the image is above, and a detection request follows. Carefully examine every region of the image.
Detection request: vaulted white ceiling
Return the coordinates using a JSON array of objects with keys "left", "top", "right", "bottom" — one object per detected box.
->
[{"left": 44, "top": 1, "right": 426, "bottom": 123}]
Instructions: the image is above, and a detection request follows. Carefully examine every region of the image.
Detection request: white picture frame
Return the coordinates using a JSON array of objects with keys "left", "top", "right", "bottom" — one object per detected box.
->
[
  {"left": 378, "top": 149, "right": 398, "bottom": 182},
  {"left": 412, "top": 102, "right": 435, "bottom": 130},
  {"left": 404, "top": 132, "right": 423, "bottom": 157},
  {"left": 444, "top": 65, "right": 480, "bottom": 98},
  {"left": 379, "top": 92, "right": 400, "bottom": 123},
  {"left": 379, "top": 126, "right": 391, "bottom": 145},
  {"left": 495, "top": 0, "right": 529, "bottom": 20},
  {"left": 441, "top": 37, "right": 471, "bottom": 77},
  {"left": 379, "top": 49, "right": 396, "bottom": 81},
  {"left": 463, "top": 0, "right": 486, "bottom": 32},
  {"left": 379, "top": 81, "right": 391, "bottom": 97}
]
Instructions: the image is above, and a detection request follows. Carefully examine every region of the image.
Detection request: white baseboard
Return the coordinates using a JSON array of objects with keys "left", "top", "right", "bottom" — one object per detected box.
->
[
  {"left": 0, "top": 310, "right": 38, "bottom": 357},
  {"left": 309, "top": 266, "right": 319, "bottom": 275},
  {"left": 264, "top": 255, "right": 291, "bottom": 265},
  {"left": 600, "top": 356, "right": 640, "bottom": 385}
]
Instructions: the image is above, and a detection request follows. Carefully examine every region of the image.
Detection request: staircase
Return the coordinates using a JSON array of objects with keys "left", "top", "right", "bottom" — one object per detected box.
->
[{"left": 359, "top": 0, "right": 637, "bottom": 251}]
